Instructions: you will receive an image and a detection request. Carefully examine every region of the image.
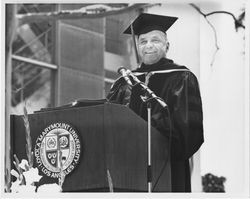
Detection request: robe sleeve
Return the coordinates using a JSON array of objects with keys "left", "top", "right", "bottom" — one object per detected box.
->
[{"left": 151, "top": 72, "right": 204, "bottom": 160}]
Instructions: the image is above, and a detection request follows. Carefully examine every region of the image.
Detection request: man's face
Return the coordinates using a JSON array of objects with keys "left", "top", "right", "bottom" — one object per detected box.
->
[{"left": 138, "top": 30, "right": 168, "bottom": 65}]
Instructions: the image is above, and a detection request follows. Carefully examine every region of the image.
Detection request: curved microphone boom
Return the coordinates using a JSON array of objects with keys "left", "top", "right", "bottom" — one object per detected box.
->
[{"left": 118, "top": 67, "right": 167, "bottom": 108}]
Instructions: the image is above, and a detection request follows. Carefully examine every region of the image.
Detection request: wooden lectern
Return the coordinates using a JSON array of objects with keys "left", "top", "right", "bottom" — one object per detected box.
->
[{"left": 10, "top": 102, "right": 171, "bottom": 192}]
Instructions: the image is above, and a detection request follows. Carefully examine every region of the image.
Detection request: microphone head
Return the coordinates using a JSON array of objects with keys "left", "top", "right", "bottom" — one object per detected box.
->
[{"left": 117, "top": 66, "right": 127, "bottom": 75}]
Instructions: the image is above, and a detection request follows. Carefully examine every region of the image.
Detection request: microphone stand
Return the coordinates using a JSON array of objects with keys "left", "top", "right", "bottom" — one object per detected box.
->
[
  {"left": 117, "top": 67, "right": 168, "bottom": 192},
  {"left": 147, "top": 102, "right": 152, "bottom": 193}
]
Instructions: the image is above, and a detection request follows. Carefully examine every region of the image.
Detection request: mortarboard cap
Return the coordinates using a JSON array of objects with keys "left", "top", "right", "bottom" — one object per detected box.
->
[{"left": 123, "top": 13, "right": 178, "bottom": 36}]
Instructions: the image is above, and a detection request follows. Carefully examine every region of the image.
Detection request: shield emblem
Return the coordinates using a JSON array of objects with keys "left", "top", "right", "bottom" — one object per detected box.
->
[
  {"left": 45, "top": 135, "right": 58, "bottom": 167},
  {"left": 45, "top": 135, "right": 58, "bottom": 151},
  {"left": 59, "top": 134, "right": 70, "bottom": 149},
  {"left": 58, "top": 134, "right": 70, "bottom": 165},
  {"left": 46, "top": 151, "right": 58, "bottom": 167}
]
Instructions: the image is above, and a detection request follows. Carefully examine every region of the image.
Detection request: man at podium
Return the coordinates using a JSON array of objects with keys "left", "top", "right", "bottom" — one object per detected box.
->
[{"left": 107, "top": 13, "right": 204, "bottom": 192}]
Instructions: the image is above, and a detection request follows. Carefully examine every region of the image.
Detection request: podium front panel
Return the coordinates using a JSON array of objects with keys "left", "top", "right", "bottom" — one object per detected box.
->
[{"left": 11, "top": 103, "right": 171, "bottom": 192}]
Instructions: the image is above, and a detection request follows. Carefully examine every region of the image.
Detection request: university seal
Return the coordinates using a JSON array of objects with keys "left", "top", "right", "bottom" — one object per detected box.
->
[{"left": 34, "top": 122, "right": 81, "bottom": 178}]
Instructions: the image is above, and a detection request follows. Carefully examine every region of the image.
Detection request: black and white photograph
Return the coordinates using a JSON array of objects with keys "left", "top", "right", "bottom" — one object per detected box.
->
[{"left": 1, "top": 0, "right": 250, "bottom": 198}]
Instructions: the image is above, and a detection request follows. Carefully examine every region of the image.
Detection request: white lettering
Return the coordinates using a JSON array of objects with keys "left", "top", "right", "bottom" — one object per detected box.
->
[{"left": 42, "top": 167, "right": 51, "bottom": 177}]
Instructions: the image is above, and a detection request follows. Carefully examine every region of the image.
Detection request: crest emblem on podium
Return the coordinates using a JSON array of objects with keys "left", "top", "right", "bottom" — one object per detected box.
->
[{"left": 34, "top": 123, "right": 81, "bottom": 178}]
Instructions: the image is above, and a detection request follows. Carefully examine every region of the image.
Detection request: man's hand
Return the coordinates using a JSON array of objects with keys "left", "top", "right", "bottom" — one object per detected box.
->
[{"left": 122, "top": 84, "right": 132, "bottom": 106}]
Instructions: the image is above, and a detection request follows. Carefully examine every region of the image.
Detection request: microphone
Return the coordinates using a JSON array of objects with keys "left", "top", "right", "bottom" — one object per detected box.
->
[
  {"left": 117, "top": 67, "right": 133, "bottom": 86},
  {"left": 119, "top": 68, "right": 168, "bottom": 108}
]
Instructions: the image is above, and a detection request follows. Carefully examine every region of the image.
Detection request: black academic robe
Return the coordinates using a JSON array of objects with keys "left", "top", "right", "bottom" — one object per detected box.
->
[{"left": 106, "top": 58, "right": 204, "bottom": 192}]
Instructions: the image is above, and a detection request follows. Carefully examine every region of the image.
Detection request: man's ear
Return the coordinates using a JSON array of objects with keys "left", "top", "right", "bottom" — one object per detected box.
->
[{"left": 166, "top": 42, "right": 170, "bottom": 52}]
